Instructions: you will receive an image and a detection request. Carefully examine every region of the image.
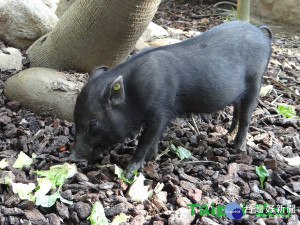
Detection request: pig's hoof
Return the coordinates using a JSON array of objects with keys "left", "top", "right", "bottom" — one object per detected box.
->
[
  {"left": 69, "top": 153, "right": 88, "bottom": 164},
  {"left": 124, "top": 171, "right": 135, "bottom": 179},
  {"left": 125, "top": 161, "right": 145, "bottom": 179},
  {"left": 233, "top": 142, "right": 247, "bottom": 155},
  {"left": 69, "top": 153, "right": 83, "bottom": 162}
]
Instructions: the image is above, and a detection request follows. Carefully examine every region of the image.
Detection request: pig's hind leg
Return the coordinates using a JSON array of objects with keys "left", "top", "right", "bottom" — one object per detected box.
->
[
  {"left": 233, "top": 80, "right": 261, "bottom": 152},
  {"left": 228, "top": 102, "right": 240, "bottom": 135},
  {"left": 145, "top": 141, "right": 159, "bottom": 161}
]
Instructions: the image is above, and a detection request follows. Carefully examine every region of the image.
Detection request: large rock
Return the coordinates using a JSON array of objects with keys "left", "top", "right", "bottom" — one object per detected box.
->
[
  {"left": 135, "top": 22, "right": 170, "bottom": 51},
  {"left": 0, "top": 48, "right": 23, "bottom": 72},
  {"left": 4, "top": 68, "right": 85, "bottom": 121},
  {"left": 0, "top": 0, "right": 59, "bottom": 49},
  {"left": 251, "top": 0, "right": 300, "bottom": 27},
  {"left": 149, "top": 38, "right": 181, "bottom": 47},
  {"left": 42, "top": 0, "right": 60, "bottom": 12},
  {"left": 138, "top": 22, "right": 170, "bottom": 43}
]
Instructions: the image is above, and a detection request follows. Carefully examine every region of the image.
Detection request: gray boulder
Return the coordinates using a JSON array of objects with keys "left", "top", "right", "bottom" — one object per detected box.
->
[
  {"left": 251, "top": 0, "right": 300, "bottom": 27},
  {"left": 139, "top": 22, "right": 170, "bottom": 43},
  {"left": 0, "top": 48, "right": 23, "bottom": 72},
  {"left": 135, "top": 22, "right": 170, "bottom": 51},
  {"left": 149, "top": 38, "right": 181, "bottom": 47},
  {"left": 42, "top": 0, "right": 60, "bottom": 12},
  {"left": 0, "top": 0, "right": 59, "bottom": 49},
  {"left": 4, "top": 68, "right": 85, "bottom": 121}
]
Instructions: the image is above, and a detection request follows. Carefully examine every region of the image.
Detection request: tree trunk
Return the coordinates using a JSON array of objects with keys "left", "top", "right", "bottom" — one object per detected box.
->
[
  {"left": 237, "top": 0, "right": 250, "bottom": 22},
  {"left": 55, "top": 0, "right": 76, "bottom": 18},
  {"left": 27, "top": 0, "right": 161, "bottom": 72}
]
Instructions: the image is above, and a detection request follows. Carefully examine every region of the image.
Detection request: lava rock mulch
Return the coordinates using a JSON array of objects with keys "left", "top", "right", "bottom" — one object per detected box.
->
[{"left": 1, "top": 3, "right": 300, "bottom": 225}]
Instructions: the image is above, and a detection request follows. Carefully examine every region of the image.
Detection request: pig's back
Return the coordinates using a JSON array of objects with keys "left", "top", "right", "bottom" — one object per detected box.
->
[
  {"left": 144, "top": 22, "right": 269, "bottom": 113},
  {"left": 118, "top": 21, "right": 271, "bottom": 114},
  {"left": 174, "top": 21, "right": 271, "bottom": 71},
  {"left": 169, "top": 22, "right": 270, "bottom": 113}
]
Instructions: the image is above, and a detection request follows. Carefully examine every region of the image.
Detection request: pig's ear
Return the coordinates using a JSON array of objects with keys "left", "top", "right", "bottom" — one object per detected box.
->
[
  {"left": 89, "top": 66, "right": 108, "bottom": 80},
  {"left": 105, "top": 76, "right": 125, "bottom": 105}
]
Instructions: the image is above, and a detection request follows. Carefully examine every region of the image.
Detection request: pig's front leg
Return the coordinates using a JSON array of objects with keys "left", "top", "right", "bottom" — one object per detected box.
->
[{"left": 125, "top": 117, "right": 167, "bottom": 178}]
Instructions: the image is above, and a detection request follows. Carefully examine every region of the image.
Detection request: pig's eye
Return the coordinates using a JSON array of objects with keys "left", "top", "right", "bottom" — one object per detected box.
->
[{"left": 88, "top": 119, "right": 99, "bottom": 134}]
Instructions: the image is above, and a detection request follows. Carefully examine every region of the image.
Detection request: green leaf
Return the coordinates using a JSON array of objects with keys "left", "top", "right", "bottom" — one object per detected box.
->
[
  {"left": 153, "top": 182, "right": 164, "bottom": 193},
  {"left": 114, "top": 165, "right": 124, "bottom": 179},
  {"left": 284, "top": 157, "right": 300, "bottom": 167},
  {"left": 88, "top": 202, "right": 109, "bottom": 225},
  {"left": 35, "top": 163, "right": 77, "bottom": 188},
  {"left": 34, "top": 163, "right": 77, "bottom": 207},
  {"left": 0, "top": 158, "right": 8, "bottom": 169},
  {"left": 59, "top": 195, "right": 73, "bottom": 205},
  {"left": 35, "top": 178, "right": 52, "bottom": 196},
  {"left": 177, "top": 146, "right": 192, "bottom": 160},
  {"left": 4, "top": 177, "right": 11, "bottom": 185},
  {"left": 35, "top": 190, "right": 73, "bottom": 208},
  {"left": 128, "top": 173, "right": 150, "bottom": 203},
  {"left": 13, "top": 151, "right": 33, "bottom": 169},
  {"left": 111, "top": 213, "right": 127, "bottom": 225},
  {"left": 148, "top": 190, "right": 154, "bottom": 199},
  {"left": 35, "top": 192, "right": 57, "bottom": 207},
  {"left": 5, "top": 178, "right": 36, "bottom": 201},
  {"left": 276, "top": 105, "right": 299, "bottom": 119},
  {"left": 114, "top": 164, "right": 136, "bottom": 184},
  {"left": 169, "top": 141, "right": 191, "bottom": 160},
  {"left": 255, "top": 166, "right": 270, "bottom": 188},
  {"left": 32, "top": 153, "right": 37, "bottom": 159},
  {"left": 260, "top": 85, "right": 273, "bottom": 97},
  {"left": 46, "top": 192, "right": 61, "bottom": 207},
  {"left": 169, "top": 140, "right": 176, "bottom": 150}
]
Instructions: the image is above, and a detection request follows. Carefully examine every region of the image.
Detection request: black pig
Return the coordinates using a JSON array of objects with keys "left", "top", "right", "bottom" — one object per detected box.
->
[{"left": 72, "top": 21, "right": 272, "bottom": 177}]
